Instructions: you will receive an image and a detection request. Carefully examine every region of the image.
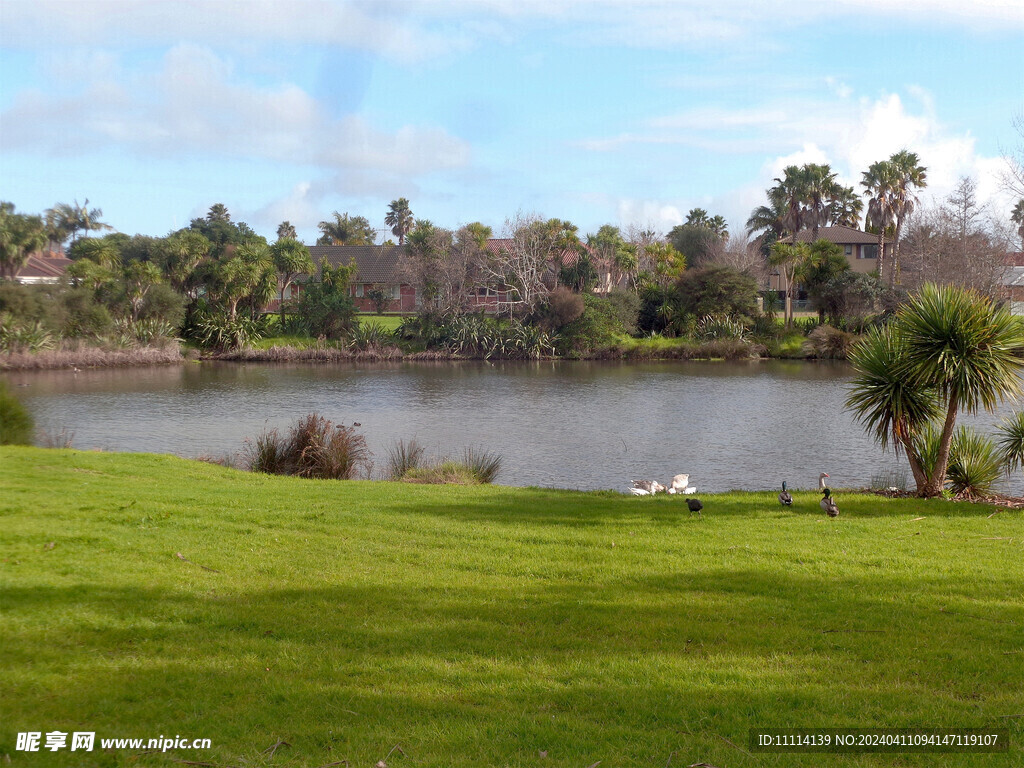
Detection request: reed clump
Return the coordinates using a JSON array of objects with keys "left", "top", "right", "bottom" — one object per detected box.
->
[{"left": 245, "top": 413, "right": 371, "bottom": 480}]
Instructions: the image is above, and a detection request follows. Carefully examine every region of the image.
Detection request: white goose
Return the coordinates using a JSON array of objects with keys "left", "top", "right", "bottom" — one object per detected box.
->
[
  {"left": 629, "top": 479, "right": 666, "bottom": 496},
  {"left": 667, "top": 473, "right": 698, "bottom": 495}
]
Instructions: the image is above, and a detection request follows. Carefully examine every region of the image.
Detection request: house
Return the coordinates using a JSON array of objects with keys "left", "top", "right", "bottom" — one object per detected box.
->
[
  {"left": 767, "top": 225, "right": 893, "bottom": 292},
  {"left": 288, "top": 245, "right": 417, "bottom": 313},
  {"left": 14, "top": 251, "right": 73, "bottom": 284},
  {"left": 1001, "top": 253, "right": 1024, "bottom": 314}
]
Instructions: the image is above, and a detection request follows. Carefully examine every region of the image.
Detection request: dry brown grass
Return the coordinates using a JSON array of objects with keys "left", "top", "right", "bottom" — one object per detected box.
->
[{"left": 1, "top": 346, "right": 184, "bottom": 371}]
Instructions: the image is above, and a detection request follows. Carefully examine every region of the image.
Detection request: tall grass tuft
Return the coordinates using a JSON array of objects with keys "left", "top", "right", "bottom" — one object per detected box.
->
[
  {"left": 245, "top": 428, "right": 289, "bottom": 475},
  {"left": 387, "top": 438, "right": 425, "bottom": 479},
  {"left": 462, "top": 446, "right": 503, "bottom": 484},
  {"left": 285, "top": 414, "right": 371, "bottom": 480}
]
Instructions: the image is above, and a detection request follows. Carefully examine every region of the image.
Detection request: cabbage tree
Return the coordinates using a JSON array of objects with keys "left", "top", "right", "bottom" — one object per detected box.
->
[{"left": 847, "top": 284, "right": 1024, "bottom": 497}]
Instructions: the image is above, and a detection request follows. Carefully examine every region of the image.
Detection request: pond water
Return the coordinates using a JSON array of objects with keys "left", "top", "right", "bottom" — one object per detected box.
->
[{"left": 5, "top": 360, "right": 1023, "bottom": 494}]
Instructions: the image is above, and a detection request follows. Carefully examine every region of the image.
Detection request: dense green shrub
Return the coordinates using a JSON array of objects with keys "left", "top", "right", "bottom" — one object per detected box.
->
[
  {"left": 61, "top": 287, "right": 113, "bottom": 338},
  {"left": 675, "top": 266, "right": 757, "bottom": 319},
  {"left": 138, "top": 282, "right": 186, "bottom": 328},
  {"left": 0, "top": 381, "right": 34, "bottom": 445},
  {"left": 534, "top": 286, "right": 584, "bottom": 331},
  {"left": 557, "top": 294, "right": 631, "bottom": 356},
  {"left": 604, "top": 289, "right": 640, "bottom": 334}
]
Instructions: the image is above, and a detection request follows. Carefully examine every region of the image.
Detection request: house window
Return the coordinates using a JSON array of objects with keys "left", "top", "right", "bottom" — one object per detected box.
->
[
  {"left": 862, "top": 245, "right": 878, "bottom": 260},
  {"left": 844, "top": 244, "right": 853, "bottom": 256},
  {"left": 355, "top": 284, "right": 364, "bottom": 297},
  {"left": 390, "top": 285, "right": 400, "bottom": 300}
]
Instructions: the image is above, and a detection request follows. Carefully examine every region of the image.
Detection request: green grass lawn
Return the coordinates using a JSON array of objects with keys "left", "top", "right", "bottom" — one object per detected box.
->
[{"left": 1, "top": 447, "right": 1022, "bottom": 767}]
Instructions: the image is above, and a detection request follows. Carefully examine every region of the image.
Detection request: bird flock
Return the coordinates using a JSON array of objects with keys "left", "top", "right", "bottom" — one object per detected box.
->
[{"left": 628, "top": 471, "right": 839, "bottom": 518}]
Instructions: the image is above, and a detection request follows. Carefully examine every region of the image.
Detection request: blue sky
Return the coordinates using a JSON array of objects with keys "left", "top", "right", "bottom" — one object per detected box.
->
[{"left": 1, "top": 0, "right": 1022, "bottom": 244}]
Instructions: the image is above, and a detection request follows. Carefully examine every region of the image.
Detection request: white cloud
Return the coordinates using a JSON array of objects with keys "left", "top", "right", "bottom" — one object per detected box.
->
[
  {"left": 2, "top": 0, "right": 1020, "bottom": 64},
  {"left": 0, "top": 1, "right": 473, "bottom": 64},
  {"left": 0, "top": 44, "right": 471, "bottom": 178}
]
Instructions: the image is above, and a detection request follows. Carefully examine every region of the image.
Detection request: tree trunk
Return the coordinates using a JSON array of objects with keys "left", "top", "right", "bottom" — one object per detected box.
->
[
  {"left": 892, "top": 219, "right": 904, "bottom": 287},
  {"left": 894, "top": 423, "right": 928, "bottom": 493},
  {"left": 921, "top": 397, "right": 959, "bottom": 497},
  {"left": 280, "top": 275, "right": 292, "bottom": 327},
  {"left": 877, "top": 232, "right": 886, "bottom": 285}
]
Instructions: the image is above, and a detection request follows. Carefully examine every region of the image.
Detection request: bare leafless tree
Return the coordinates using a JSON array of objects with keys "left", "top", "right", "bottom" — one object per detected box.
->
[
  {"left": 899, "top": 177, "right": 1010, "bottom": 299},
  {"left": 1002, "top": 113, "right": 1024, "bottom": 199},
  {"left": 485, "top": 213, "right": 559, "bottom": 312}
]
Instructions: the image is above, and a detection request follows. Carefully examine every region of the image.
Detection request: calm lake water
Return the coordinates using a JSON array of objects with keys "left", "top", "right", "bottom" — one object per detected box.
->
[{"left": 5, "top": 360, "right": 1023, "bottom": 494}]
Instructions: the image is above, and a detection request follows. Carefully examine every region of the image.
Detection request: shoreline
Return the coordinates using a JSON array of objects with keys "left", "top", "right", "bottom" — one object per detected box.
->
[{"left": 3, "top": 340, "right": 824, "bottom": 370}]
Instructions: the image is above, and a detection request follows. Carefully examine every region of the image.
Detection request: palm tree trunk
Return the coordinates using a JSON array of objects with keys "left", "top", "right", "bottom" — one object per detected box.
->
[
  {"left": 892, "top": 219, "right": 903, "bottom": 287},
  {"left": 894, "top": 423, "right": 928, "bottom": 492},
  {"left": 922, "top": 397, "right": 959, "bottom": 497},
  {"left": 877, "top": 231, "right": 886, "bottom": 286}
]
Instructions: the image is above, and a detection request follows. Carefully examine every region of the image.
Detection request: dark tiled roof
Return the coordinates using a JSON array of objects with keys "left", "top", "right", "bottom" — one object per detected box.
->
[
  {"left": 787, "top": 225, "right": 882, "bottom": 245},
  {"left": 16, "top": 253, "right": 73, "bottom": 280},
  {"left": 306, "top": 245, "right": 404, "bottom": 284}
]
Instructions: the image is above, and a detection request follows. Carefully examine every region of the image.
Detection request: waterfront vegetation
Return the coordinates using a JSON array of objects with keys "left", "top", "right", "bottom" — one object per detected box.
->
[{"left": 1, "top": 445, "right": 1021, "bottom": 767}]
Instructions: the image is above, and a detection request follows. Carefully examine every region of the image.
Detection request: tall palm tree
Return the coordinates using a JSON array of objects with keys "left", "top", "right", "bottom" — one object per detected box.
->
[
  {"left": 75, "top": 199, "right": 112, "bottom": 240},
  {"left": 888, "top": 150, "right": 928, "bottom": 284},
  {"left": 385, "top": 198, "right": 414, "bottom": 245},
  {"left": 802, "top": 163, "right": 840, "bottom": 240},
  {"left": 317, "top": 212, "right": 374, "bottom": 246},
  {"left": 207, "top": 203, "right": 231, "bottom": 223},
  {"left": 1011, "top": 199, "right": 1024, "bottom": 250},
  {"left": 746, "top": 197, "right": 787, "bottom": 256},
  {"left": 771, "top": 166, "right": 810, "bottom": 244},
  {"left": 828, "top": 185, "right": 864, "bottom": 228},
  {"left": 276, "top": 221, "right": 297, "bottom": 241},
  {"left": 861, "top": 160, "right": 899, "bottom": 285}
]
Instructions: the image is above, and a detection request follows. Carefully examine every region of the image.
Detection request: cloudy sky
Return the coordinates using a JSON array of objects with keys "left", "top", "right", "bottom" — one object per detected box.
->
[{"left": 1, "top": 0, "right": 1022, "bottom": 244}]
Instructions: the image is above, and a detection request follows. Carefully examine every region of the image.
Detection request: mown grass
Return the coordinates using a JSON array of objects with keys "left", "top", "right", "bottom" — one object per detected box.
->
[{"left": 1, "top": 446, "right": 1022, "bottom": 767}]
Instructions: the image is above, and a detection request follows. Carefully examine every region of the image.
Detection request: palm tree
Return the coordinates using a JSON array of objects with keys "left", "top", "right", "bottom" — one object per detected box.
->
[
  {"left": 75, "top": 199, "right": 112, "bottom": 240},
  {"left": 317, "top": 212, "right": 375, "bottom": 246},
  {"left": 746, "top": 197, "right": 787, "bottom": 256},
  {"left": 276, "top": 221, "right": 297, "bottom": 241},
  {"left": 0, "top": 206, "right": 47, "bottom": 281},
  {"left": 768, "top": 241, "right": 807, "bottom": 326},
  {"left": 207, "top": 203, "right": 231, "bottom": 223},
  {"left": 1011, "top": 199, "right": 1024, "bottom": 250},
  {"left": 888, "top": 150, "right": 928, "bottom": 284},
  {"left": 771, "top": 166, "right": 810, "bottom": 245},
  {"left": 684, "top": 208, "right": 729, "bottom": 238},
  {"left": 385, "top": 198, "right": 414, "bottom": 245},
  {"left": 828, "top": 185, "right": 864, "bottom": 228},
  {"left": 846, "top": 325, "right": 940, "bottom": 492},
  {"left": 271, "top": 238, "right": 314, "bottom": 325},
  {"left": 861, "top": 160, "right": 898, "bottom": 285},
  {"left": 848, "top": 284, "right": 1024, "bottom": 497},
  {"left": 802, "top": 163, "right": 839, "bottom": 240},
  {"left": 898, "top": 284, "right": 1024, "bottom": 497}
]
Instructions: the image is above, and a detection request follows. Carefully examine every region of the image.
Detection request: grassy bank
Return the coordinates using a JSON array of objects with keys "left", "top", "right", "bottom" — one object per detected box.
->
[{"left": 1, "top": 447, "right": 1022, "bottom": 767}]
